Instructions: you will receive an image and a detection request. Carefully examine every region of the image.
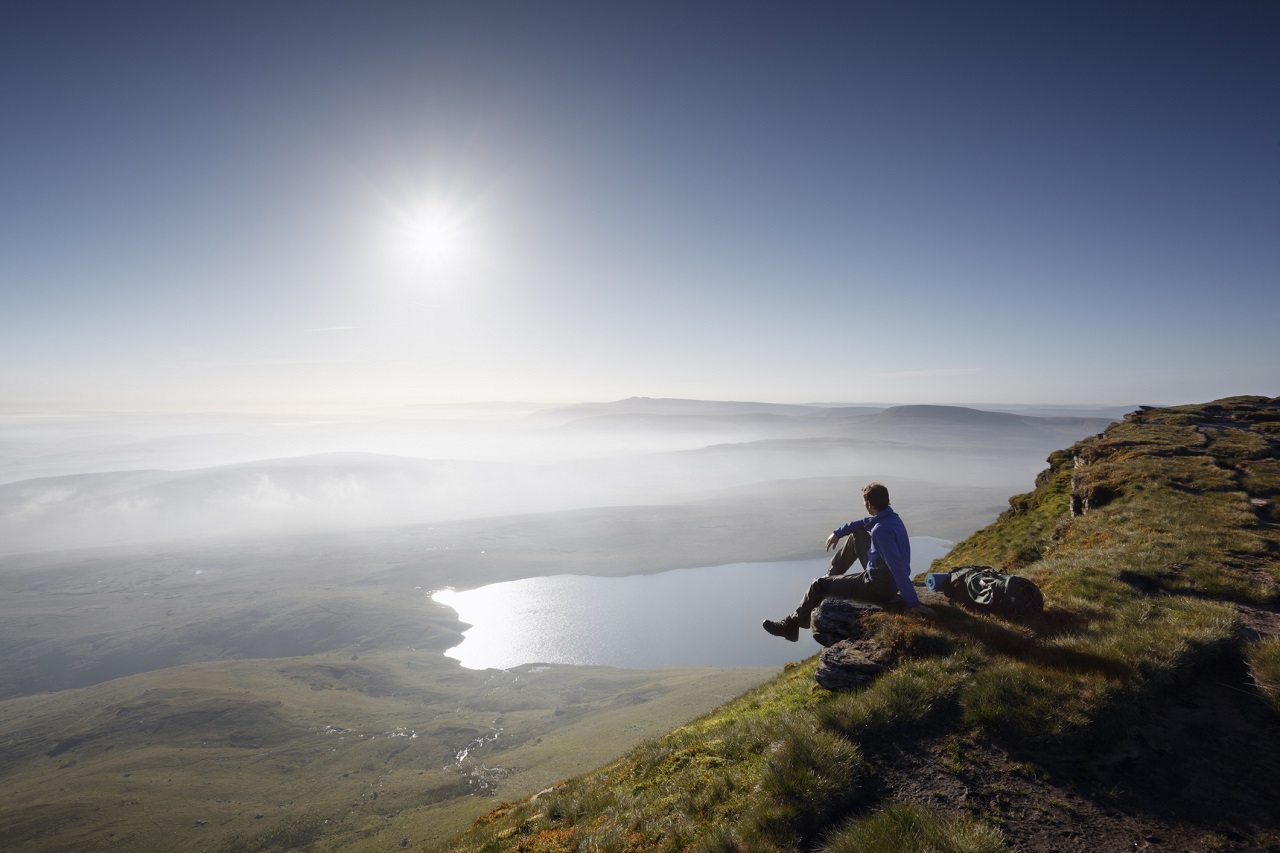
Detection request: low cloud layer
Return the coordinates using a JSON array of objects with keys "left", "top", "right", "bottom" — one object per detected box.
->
[{"left": 0, "top": 400, "right": 1123, "bottom": 554}]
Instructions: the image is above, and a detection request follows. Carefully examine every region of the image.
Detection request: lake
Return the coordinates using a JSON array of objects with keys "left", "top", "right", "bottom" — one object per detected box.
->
[{"left": 431, "top": 537, "right": 953, "bottom": 670}]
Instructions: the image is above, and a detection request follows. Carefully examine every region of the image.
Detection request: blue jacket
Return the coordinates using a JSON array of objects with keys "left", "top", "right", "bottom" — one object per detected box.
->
[{"left": 833, "top": 506, "right": 920, "bottom": 608}]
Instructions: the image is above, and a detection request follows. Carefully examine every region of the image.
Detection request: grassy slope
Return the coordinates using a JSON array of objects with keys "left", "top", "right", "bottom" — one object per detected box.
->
[
  {"left": 0, "top": 653, "right": 772, "bottom": 852},
  {"left": 445, "top": 397, "right": 1280, "bottom": 852}
]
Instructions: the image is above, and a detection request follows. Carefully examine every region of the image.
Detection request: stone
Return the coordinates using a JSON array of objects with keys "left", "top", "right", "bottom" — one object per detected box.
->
[
  {"left": 810, "top": 597, "right": 882, "bottom": 647},
  {"left": 814, "top": 639, "right": 889, "bottom": 691}
]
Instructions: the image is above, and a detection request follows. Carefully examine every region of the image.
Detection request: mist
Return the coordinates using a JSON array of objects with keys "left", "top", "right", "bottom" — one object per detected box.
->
[{"left": 0, "top": 399, "right": 1123, "bottom": 555}]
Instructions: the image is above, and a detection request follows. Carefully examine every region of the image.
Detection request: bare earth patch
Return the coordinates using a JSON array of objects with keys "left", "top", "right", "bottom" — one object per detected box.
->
[
  {"left": 870, "top": 660, "right": 1280, "bottom": 853},
  {"left": 1237, "top": 602, "right": 1280, "bottom": 643}
]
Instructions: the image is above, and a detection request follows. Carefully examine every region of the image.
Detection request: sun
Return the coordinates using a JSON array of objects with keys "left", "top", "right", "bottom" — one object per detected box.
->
[
  {"left": 388, "top": 201, "right": 476, "bottom": 280},
  {"left": 412, "top": 213, "right": 469, "bottom": 271},
  {"left": 411, "top": 210, "right": 468, "bottom": 266}
]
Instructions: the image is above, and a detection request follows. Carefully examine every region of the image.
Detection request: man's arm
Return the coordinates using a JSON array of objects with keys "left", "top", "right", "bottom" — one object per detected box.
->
[
  {"left": 829, "top": 517, "right": 870, "bottom": 546},
  {"left": 826, "top": 517, "right": 870, "bottom": 561}
]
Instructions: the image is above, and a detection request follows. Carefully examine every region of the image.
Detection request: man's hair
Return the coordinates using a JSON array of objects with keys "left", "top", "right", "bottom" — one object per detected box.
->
[{"left": 862, "top": 482, "right": 890, "bottom": 511}]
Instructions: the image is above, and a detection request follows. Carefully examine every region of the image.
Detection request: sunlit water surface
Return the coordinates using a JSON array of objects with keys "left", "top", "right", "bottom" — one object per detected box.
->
[{"left": 432, "top": 537, "right": 952, "bottom": 670}]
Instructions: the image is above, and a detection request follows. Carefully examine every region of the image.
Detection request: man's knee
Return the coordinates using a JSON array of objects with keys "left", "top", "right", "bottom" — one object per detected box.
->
[
  {"left": 852, "top": 529, "right": 871, "bottom": 566},
  {"left": 800, "top": 576, "right": 832, "bottom": 609},
  {"left": 831, "top": 532, "right": 870, "bottom": 574}
]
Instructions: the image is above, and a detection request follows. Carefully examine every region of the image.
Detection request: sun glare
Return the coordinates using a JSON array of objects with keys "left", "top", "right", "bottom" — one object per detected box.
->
[
  {"left": 388, "top": 202, "right": 476, "bottom": 281},
  {"left": 414, "top": 212, "right": 467, "bottom": 264}
]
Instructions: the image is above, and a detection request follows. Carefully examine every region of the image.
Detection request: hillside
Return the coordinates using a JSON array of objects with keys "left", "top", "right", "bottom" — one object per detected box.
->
[{"left": 445, "top": 396, "right": 1280, "bottom": 852}]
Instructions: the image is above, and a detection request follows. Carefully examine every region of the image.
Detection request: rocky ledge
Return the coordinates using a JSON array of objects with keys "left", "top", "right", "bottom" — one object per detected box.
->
[{"left": 810, "top": 597, "right": 894, "bottom": 691}]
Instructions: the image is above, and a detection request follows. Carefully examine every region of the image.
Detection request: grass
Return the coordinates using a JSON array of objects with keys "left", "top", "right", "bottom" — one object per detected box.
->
[
  {"left": 0, "top": 653, "right": 772, "bottom": 852},
  {"left": 1247, "top": 636, "right": 1280, "bottom": 713},
  {"left": 815, "top": 654, "right": 970, "bottom": 739},
  {"left": 819, "top": 803, "right": 1007, "bottom": 853},
  {"left": 441, "top": 662, "right": 872, "bottom": 852},
  {"left": 446, "top": 396, "right": 1280, "bottom": 851}
]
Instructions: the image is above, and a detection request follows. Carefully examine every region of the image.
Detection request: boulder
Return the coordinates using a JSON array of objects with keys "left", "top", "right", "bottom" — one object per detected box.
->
[
  {"left": 810, "top": 597, "right": 883, "bottom": 647},
  {"left": 814, "top": 639, "right": 890, "bottom": 691}
]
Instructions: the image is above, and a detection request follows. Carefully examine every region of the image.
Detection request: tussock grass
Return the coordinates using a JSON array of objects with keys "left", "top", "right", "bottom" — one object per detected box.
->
[
  {"left": 448, "top": 398, "right": 1280, "bottom": 851},
  {"left": 753, "top": 717, "right": 869, "bottom": 846},
  {"left": 959, "top": 661, "right": 1096, "bottom": 741},
  {"left": 816, "top": 655, "right": 970, "bottom": 739},
  {"left": 819, "top": 803, "right": 1008, "bottom": 853},
  {"left": 1247, "top": 637, "right": 1280, "bottom": 713}
]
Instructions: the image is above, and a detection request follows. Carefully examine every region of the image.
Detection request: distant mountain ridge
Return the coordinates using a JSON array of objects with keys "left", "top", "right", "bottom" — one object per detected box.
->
[
  {"left": 536, "top": 396, "right": 1131, "bottom": 422},
  {"left": 0, "top": 401, "right": 1120, "bottom": 554},
  {"left": 876, "top": 404, "right": 1074, "bottom": 425},
  {"left": 547, "top": 400, "right": 1116, "bottom": 449},
  {"left": 534, "top": 396, "right": 866, "bottom": 421}
]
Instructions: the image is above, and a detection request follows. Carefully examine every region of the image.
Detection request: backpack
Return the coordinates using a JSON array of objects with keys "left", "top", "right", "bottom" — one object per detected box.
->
[{"left": 943, "top": 565, "right": 1044, "bottom": 617}]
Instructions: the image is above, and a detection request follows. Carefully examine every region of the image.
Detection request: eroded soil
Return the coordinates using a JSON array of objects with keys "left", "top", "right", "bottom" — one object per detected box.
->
[{"left": 869, "top": 653, "right": 1280, "bottom": 852}]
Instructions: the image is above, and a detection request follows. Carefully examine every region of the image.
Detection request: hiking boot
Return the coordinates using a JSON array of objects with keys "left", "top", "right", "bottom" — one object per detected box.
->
[{"left": 762, "top": 618, "right": 799, "bottom": 642}]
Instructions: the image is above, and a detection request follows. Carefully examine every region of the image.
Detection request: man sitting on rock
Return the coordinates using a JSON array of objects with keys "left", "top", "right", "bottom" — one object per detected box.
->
[{"left": 763, "top": 482, "right": 935, "bottom": 642}]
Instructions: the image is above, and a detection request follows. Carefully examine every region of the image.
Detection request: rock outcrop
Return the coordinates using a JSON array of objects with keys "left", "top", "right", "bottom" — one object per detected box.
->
[
  {"left": 810, "top": 597, "right": 894, "bottom": 690},
  {"left": 809, "top": 597, "right": 882, "bottom": 647},
  {"left": 814, "top": 639, "right": 891, "bottom": 691}
]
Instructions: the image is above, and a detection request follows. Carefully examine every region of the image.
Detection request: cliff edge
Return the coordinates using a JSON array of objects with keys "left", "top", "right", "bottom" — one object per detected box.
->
[{"left": 446, "top": 396, "right": 1280, "bottom": 853}]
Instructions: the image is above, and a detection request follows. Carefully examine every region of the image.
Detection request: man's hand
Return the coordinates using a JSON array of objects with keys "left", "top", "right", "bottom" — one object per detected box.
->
[
  {"left": 825, "top": 532, "right": 839, "bottom": 552},
  {"left": 910, "top": 604, "right": 937, "bottom": 618}
]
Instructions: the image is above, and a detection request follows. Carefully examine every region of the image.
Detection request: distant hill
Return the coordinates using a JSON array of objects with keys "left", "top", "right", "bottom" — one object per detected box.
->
[
  {"left": 875, "top": 403, "right": 1080, "bottom": 426},
  {"left": 533, "top": 396, "right": 882, "bottom": 423},
  {"left": 844, "top": 404, "right": 1117, "bottom": 447},
  {"left": 542, "top": 399, "right": 1117, "bottom": 449},
  {"left": 446, "top": 396, "right": 1280, "bottom": 852},
  {"left": 0, "top": 402, "right": 1116, "bottom": 554},
  {"left": 553, "top": 411, "right": 810, "bottom": 430}
]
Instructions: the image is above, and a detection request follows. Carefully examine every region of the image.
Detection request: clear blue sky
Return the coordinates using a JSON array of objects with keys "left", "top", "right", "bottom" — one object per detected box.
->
[{"left": 2, "top": 1, "right": 1277, "bottom": 410}]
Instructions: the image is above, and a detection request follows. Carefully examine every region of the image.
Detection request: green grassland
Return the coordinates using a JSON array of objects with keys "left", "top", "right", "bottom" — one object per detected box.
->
[
  {"left": 0, "top": 473, "right": 1007, "bottom": 851},
  {"left": 0, "top": 652, "right": 774, "bottom": 851},
  {"left": 446, "top": 397, "right": 1280, "bottom": 852}
]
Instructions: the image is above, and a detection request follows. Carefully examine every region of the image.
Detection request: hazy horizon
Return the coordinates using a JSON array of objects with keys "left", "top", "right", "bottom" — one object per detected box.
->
[{"left": 0, "top": 397, "right": 1117, "bottom": 557}]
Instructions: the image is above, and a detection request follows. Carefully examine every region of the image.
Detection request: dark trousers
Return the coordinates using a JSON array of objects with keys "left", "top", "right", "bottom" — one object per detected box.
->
[{"left": 790, "top": 530, "right": 896, "bottom": 627}]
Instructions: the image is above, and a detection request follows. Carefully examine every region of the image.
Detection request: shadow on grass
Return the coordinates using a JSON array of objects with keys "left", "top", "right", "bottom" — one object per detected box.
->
[
  {"left": 931, "top": 604, "right": 1132, "bottom": 681},
  {"left": 859, "top": 648, "right": 1280, "bottom": 850},
  {"left": 1010, "top": 649, "right": 1280, "bottom": 842}
]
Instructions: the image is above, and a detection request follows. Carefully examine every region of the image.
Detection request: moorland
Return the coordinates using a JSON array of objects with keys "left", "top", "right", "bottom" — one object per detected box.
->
[
  {"left": 446, "top": 396, "right": 1280, "bottom": 853},
  {"left": 0, "top": 400, "right": 1120, "bottom": 851}
]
